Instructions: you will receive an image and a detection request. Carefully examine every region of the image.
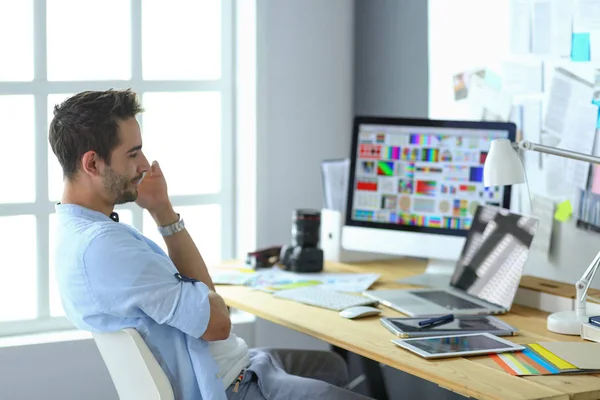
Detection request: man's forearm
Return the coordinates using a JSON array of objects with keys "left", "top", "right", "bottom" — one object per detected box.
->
[{"left": 151, "top": 206, "right": 215, "bottom": 291}]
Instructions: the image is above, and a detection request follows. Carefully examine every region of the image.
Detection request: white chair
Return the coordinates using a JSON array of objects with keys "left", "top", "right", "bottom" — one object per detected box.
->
[{"left": 92, "top": 328, "right": 175, "bottom": 400}]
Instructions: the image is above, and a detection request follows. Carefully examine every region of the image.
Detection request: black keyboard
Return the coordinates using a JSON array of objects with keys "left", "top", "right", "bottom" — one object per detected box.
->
[{"left": 412, "top": 291, "right": 483, "bottom": 310}]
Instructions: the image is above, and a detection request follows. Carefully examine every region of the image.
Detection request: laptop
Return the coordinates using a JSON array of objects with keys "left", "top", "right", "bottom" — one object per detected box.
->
[{"left": 363, "top": 205, "right": 539, "bottom": 317}]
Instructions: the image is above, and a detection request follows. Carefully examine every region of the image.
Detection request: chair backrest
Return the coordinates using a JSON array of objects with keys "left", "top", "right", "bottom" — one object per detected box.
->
[{"left": 92, "top": 328, "right": 175, "bottom": 400}]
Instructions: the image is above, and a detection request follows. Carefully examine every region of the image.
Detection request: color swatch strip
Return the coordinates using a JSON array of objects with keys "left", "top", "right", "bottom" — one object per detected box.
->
[{"left": 490, "top": 344, "right": 578, "bottom": 376}]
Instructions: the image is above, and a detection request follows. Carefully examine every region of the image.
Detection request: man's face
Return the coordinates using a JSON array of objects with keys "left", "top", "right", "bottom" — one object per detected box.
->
[{"left": 101, "top": 118, "right": 150, "bottom": 205}]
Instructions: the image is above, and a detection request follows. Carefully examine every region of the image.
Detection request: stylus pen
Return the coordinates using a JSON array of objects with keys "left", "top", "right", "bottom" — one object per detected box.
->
[{"left": 418, "top": 314, "right": 454, "bottom": 328}]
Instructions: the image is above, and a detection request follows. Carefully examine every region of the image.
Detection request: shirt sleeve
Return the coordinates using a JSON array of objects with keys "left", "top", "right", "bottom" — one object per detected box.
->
[{"left": 82, "top": 227, "right": 211, "bottom": 338}]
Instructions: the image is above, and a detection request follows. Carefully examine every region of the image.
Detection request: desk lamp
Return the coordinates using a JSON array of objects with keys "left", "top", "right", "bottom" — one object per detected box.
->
[{"left": 483, "top": 138, "right": 600, "bottom": 335}]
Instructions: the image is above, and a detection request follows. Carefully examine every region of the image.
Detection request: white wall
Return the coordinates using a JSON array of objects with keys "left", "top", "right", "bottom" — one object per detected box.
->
[
  {"left": 249, "top": 0, "right": 355, "bottom": 350},
  {"left": 254, "top": 0, "right": 355, "bottom": 248}
]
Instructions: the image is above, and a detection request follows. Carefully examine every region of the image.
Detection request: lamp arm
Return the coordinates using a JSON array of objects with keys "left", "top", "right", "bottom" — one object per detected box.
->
[
  {"left": 575, "top": 250, "right": 600, "bottom": 316},
  {"left": 515, "top": 140, "right": 600, "bottom": 165}
]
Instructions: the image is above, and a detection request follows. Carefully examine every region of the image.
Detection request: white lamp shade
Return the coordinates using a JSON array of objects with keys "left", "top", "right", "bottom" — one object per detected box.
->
[{"left": 483, "top": 138, "right": 526, "bottom": 186}]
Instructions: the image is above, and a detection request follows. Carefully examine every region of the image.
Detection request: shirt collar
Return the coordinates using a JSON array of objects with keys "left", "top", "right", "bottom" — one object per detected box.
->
[{"left": 55, "top": 203, "right": 118, "bottom": 222}]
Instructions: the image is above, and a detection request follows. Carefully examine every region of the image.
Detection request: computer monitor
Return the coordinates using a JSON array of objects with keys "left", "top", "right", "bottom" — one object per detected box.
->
[{"left": 341, "top": 116, "right": 516, "bottom": 288}]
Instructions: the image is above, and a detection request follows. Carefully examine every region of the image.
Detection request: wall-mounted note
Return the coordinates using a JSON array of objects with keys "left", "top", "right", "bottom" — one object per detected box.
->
[
  {"left": 571, "top": 32, "right": 591, "bottom": 62},
  {"left": 530, "top": 195, "right": 554, "bottom": 256},
  {"left": 554, "top": 200, "right": 573, "bottom": 222}
]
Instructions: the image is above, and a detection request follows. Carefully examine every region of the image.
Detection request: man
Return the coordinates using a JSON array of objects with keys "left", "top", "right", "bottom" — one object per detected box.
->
[{"left": 49, "top": 89, "right": 372, "bottom": 400}]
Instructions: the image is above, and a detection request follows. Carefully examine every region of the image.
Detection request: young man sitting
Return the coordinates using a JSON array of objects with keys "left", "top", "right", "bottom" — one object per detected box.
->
[{"left": 49, "top": 89, "right": 372, "bottom": 400}]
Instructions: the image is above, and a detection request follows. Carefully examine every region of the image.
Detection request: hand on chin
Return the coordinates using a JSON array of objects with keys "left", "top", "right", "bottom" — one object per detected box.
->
[{"left": 135, "top": 161, "right": 171, "bottom": 214}]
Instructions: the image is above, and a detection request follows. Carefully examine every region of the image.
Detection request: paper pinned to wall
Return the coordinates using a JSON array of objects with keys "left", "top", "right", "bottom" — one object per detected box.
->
[
  {"left": 561, "top": 101, "right": 598, "bottom": 191},
  {"left": 503, "top": 61, "right": 544, "bottom": 95},
  {"left": 591, "top": 165, "right": 600, "bottom": 195},
  {"left": 571, "top": 32, "right": 591, "bottom": 62},
  {"left": 554, "top": 200, "right": 573, "bottom": 222},
  {"left": 321, "top": 158, "right": 350, "bottom": 213},
  {"left": 544, "top": 68, "right": 594, "bottom": 138},
  {"left": 510, "top": 0, "right": 532, "bottom": 55},
  {"left": 532, "top": 0, "right": 573, "bottom": 57},
  {"left": 521, "top": 99, "right": 543, "bottom": 168},
  {"left": 530, "top": 195, "right": 554, "bottom": 257},
  {"left": 574, "top": 0, "right": 600, "bottom": 32},
  {"left": 591, "top": 32, "right": 600, "bottom": 65},
  {"left": 545, "top": 154, "right": 568, "bottom": 198},
  {"left": 467, "top": 74, "right": 513, "bottom": 121}
]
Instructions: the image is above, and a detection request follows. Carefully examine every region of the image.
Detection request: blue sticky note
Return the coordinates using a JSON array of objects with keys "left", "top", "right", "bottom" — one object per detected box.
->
[
  {"left": 593, "top": 99, "right": 600, "bottom": 128},
  {"left": 571, "top": 32, "right": 591, "bottom": 62},
  {"left": 483, "top": 69, "right": 502, "bottom": 91}
]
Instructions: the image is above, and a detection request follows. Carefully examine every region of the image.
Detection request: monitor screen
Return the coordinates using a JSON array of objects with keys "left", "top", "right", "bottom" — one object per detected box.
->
[{"left": 345, "top": 117, "right": 516, "bottom": 237}]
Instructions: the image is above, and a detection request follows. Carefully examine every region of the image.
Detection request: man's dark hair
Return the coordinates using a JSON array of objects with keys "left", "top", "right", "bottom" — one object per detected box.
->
[{"left": 49, "top": 89, "right": 144, "bottom": 179}]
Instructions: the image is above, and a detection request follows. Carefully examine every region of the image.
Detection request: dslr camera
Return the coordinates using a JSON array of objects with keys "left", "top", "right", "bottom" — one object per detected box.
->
[{"left": 279, "top": 209, "right": 324, "bottom": 273}]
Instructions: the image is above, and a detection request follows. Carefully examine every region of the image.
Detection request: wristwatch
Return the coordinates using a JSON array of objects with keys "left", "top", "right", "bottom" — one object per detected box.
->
[{"left": 157, "top": 213, "right": 185, "bottom": 237}]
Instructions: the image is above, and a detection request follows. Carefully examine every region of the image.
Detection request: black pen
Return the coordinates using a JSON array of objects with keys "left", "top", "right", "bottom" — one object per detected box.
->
[{"left": 418, "top": 314, "right": 454, "bottom": 328}]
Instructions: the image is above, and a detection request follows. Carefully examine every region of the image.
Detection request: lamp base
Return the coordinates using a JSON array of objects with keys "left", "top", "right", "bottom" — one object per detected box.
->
[{"left": 546, "top": 311, "right": 588, "bottom": 335}]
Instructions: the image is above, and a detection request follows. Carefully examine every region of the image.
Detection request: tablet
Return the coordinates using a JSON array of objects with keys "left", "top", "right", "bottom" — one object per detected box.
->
[
  {"left": 392, "top": 332, "right": 525, "bottom": 359},
  {"left": 380, "top": 315, "right": 518, "bottom": 338}
]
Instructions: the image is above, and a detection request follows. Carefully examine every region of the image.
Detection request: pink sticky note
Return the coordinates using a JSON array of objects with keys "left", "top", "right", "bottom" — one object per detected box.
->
[{"left": 592, "top": 165, "right": 600, "bottom": 195}]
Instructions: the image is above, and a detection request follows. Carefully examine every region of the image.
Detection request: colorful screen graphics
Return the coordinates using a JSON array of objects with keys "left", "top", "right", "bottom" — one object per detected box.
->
[{"left": 350, "top": 124, "right": 510, "bottom": 232}]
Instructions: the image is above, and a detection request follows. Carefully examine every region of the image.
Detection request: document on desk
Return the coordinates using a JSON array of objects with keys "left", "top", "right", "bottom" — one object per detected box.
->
[
  {"left": 489, "top": 342, "right": 600, "bottom": 375},
  {"left": 249, "top": 267, "right": 380, "bottom": 293}
]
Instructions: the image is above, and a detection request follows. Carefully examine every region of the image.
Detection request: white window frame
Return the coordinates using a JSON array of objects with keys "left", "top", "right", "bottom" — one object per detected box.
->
[{"left": 0, "top": 0, "right": 235, "bottom": 337}]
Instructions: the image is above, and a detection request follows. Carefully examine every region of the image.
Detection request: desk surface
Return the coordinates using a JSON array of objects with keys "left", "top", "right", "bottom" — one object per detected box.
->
[{"left": 216, "top": 259, "right": 600, "bottom": 400}]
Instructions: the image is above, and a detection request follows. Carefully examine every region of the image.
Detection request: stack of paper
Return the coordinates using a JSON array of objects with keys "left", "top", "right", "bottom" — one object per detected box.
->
[
  {"left": 248, "top": 267, "right": 380, "bottom": 293},
  {"left": 490, "top": 342, "right": 600, "bottom": 376},
  {"left": 209, "top": 264, "right": 259, "bottom": 285}
]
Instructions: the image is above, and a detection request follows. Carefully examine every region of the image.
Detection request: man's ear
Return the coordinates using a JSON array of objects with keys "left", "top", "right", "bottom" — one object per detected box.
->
[{"left": 80, "top": 151, "right": 103, "bottom": 177}]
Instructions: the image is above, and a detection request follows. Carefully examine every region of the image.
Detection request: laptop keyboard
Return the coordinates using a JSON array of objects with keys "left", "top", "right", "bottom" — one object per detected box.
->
[{"left": 412, "top": 291, "right": 483, "bottom": 310}]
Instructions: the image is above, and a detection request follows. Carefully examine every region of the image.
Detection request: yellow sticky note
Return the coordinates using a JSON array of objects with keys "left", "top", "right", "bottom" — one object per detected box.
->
[{"left": 554, "top": 200, "right": 572, "bottom": 222}]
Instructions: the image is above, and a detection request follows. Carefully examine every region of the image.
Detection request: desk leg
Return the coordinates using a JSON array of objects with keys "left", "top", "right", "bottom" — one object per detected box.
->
[{"left": 332, "top": 346, "right": 389, "bottom": 400}]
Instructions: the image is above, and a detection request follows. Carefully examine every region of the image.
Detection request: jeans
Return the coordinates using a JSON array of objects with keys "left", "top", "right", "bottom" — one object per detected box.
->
[{"left": 225, "top": 348, "right": 373, "bottom": 399}]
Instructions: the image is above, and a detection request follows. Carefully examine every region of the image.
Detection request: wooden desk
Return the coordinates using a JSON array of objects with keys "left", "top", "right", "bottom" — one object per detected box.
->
[{"left": 216, "top": 259, "right": 600, "bottom": 400}]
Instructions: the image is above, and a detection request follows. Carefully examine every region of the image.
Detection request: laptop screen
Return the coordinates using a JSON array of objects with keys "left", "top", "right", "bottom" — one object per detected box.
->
[{"left": 449, "top": 205, "right": 539, "bottom": 309}]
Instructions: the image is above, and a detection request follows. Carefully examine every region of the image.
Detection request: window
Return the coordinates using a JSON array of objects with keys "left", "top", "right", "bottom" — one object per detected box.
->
[{"left": 0, "top": 0, "right": 234, "bottom": 336}]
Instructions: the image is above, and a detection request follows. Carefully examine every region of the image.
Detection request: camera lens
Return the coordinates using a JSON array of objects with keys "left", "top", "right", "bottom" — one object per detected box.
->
[{"left": 291, "top": 209, "right": 321, "bottom": 247}]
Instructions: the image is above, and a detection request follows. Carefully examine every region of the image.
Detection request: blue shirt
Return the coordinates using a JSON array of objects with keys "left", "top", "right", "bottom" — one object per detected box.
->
[{"left": 54, "top": 203, "right": 226, "bottom": 400}]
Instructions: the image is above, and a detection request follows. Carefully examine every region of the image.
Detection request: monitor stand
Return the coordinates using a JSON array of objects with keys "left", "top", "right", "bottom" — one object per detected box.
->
[{"left": 396, "top": 259, "right": 455, "bottom": 288}]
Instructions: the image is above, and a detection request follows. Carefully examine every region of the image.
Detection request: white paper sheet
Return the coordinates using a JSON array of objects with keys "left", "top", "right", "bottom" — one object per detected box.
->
[
  {"left": 545, "top": 154, "right": 568, "bottom": 198},
  {"left": 521, "top": 99, "right": 543, "bottom": 168},
  {"left": 532, "top": 0, "right": 552, "bottom": 54},
  {"left": 552, "top": 0, "right": 575, "bottom": 57},
  {"left": 532, "top": 0, "right": 573, "bottom": 57},
  {"left": 510, "top": 0, "right": 532, "bottom": 55},
  {"left": 467, "top": 74, "right": 513, "bottom": 121},
  {"left": 561, "top": 102, "right": 598, "bottom": 191},
  {"left": 250, "top": 267, "right": 381, "bottom": 293},
  {"left": 503, "top": 61, "right": 544, "bottom": 95},
  {"left": 591, "top": 31, "right": 600, "bottom": 64},
  {"left": 321, "top": 159, "right": 350, "bottom": 213},
  {"left": 574, "top": 0, "right": 600, "bottom": 32},
  {"left": 530, "top": 195, "right": 554, "bottom": 257},
  {"left": 544, "top": 68, "right": 594, "bottom": 138}
]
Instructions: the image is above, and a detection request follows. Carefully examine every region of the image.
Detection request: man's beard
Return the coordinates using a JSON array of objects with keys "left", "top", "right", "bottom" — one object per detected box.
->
[{"left": 102, "top": 167, "right": 141, "bottom": 205}]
